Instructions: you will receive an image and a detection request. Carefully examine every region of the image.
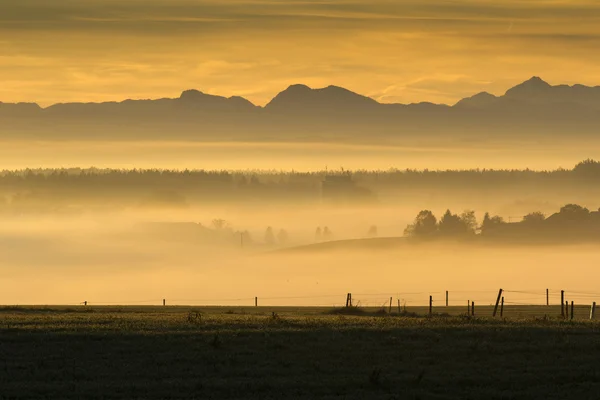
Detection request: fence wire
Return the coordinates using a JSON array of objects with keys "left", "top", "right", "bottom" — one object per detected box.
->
[{"left": 72, "top": 288, "right": 595, "bottom": 316}]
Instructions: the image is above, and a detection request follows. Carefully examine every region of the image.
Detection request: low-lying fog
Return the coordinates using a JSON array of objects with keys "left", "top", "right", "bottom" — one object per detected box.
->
[
  {"left": 1, "top": 210, "right": 598, "bottom": 307},
  {"left": 0, "top": 140, "right": 599, "bottom": 171},
  {"left": 2, "top": 139, "right": 600, "bottom": 306}
]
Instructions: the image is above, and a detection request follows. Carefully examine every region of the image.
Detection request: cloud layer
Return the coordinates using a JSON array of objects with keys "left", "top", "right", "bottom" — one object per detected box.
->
[{"left": 2, "top": 0, "right": 600, "bottom": 105}]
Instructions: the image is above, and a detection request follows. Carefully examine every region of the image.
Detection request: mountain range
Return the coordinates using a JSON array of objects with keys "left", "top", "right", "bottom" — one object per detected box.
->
[{"left": 2, "top": 77, "right": 600, "bottom": 143}]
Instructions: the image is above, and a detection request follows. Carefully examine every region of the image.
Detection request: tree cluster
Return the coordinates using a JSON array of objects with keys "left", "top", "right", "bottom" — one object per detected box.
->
[
  {"left": 405, "top": 203, "right": 600, "bottom": 239},
  {"left": 404, "top": 209, "right": 479, "bottom": 238}
]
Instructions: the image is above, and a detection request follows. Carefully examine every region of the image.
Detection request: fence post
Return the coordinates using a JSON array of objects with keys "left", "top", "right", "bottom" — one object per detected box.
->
[
  {"left": 255, "top": 297, "right": 258, "bottom": 307},
  {"left": 493, "top": 288, "right": 503, "bottom": 317},
  {"left": 591, "top": 302, "right": 596, "bottom": 320},
  {"left": 571, "top": 301, "right": 574, "bottom": 321},
  {"left": 429, "top": 296, "right": 433, "bottom": 316},
  {"left": 397, "top": 299, "right": 401, "bottom": 314},
  {"left": 565, "top": 301, "right": 569, "bottom": 319},
  {"left": 546, "top": 289, "right": 549, "bottom": 306},
  {"left": 471, "top": 301, "right": 475, "bottom": 317},
  {"left": 84, "top": 301, "right": 87, "bottom": 306},
  {"left": 467, "top": 300, "right": 470, "bottom": 316},
  {"left": 561, "top": 290, "right": 565, "bottom": 318},
  {"left": 500, "top": 296, "right": 504, "bottom": 317},
  {"left": 388, "top": 297, "right": 392, "bottom": 314},
  {"left": 163, "top": 299, "right": 166, "bottom": 306},
  {"left": 446, "top": 291, "right": 449, "bottom": 307}
]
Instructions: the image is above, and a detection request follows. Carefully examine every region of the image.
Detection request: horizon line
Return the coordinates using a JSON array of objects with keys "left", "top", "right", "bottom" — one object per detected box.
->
[{"left": 4, "top": 76, "right": 600, "bottom": 110}]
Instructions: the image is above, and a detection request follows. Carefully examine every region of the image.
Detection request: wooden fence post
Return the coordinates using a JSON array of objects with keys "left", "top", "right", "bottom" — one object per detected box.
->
[
  {"left": 500, "top": 296, "right": 504, "bottom": 317},
  {"left": 345, "top": 293, "right": 353, "bottom": 307},
  {"left": 565, "top": 301, "right": 569, "bottom": 319},
  {"left": 561, "top": 290, "right": 565, "bottom": 318},
  {"left": 571, "top": 301, "right": 574, "bottom": 321},
  {"left": 493, "top": 288, "right": 503, "bottom": 317},
  {"left": 471, "top": 301, "right": 475, "bottom": 317},
  {"left": 255, "top": 297, "right": 258, "bottom": 307},
  {"left": 446, "top": 291, "right": 449, "bottom": 307},
  {"left": 429, "top": 296, "right": 433, "bottom": 316},
  {"left": 388, "top": 297, "right": 392, "bottom": 314},
  {"left": 546, "top": 289, "right": 549, "bottom": 306},
  {"left": 163, "top": 299, "right": 166, "bottom": 306},
  {"left": 591, "top": 302, "right": 596, "bottom": 320},
  {"left": 84, "top": 301, "right": 87, "bottom": 306},
  {"left": 397, "top": 299, "right": 401, "bottom": 314},
  {"left": 467, "top": 300, "right": 470, "bottom": 316}
]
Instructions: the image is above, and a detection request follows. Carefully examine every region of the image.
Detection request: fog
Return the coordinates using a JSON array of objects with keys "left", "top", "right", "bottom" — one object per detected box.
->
[
  {"left": 1, "top": 141, "right": 600, "bottom": 306},
  {"left": 0, "top": 140, "right": 599, "bottom": 171},
  {"left": 1, "top": 207, "right": 599, "bottom": 307}
]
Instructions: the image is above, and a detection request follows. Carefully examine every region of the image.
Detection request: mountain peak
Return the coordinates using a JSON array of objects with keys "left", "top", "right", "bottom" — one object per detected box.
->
[
  {"left": 505, "top": 76, "right": 551, "bottom": 97},
  {"left": 284, "top": 84, "right": 312, "bottom": 93},
  {"left": 179, "top": 89, "right": 206, "bottom": 100},
  {"left": 524, "top": 76, "right": 549, "bottom": 86},
  {"left": 454, "top": 91, "right": 498, "bottom": 108},
  {"left": 265, "top": 83, "right": 378, "bottom": 112}
]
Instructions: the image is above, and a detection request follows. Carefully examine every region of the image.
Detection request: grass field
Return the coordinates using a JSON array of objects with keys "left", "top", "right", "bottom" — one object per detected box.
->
[{"left": 0, "top": 306, "right": 598, "bottom": 399}]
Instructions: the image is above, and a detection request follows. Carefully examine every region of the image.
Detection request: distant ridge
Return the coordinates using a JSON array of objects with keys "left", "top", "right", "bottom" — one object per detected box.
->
[
  {"left": 4, "top": 76, "right": 600, "bottom": 110},
  {"left": 1, "top": 77, "right": 600, "bottom": 142},
  {"left": 265, "top": 84, "right": 379, "bottom": 113}
]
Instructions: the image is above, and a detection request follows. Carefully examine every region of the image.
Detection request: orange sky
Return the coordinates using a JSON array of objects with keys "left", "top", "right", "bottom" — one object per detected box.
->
[{"left": 2, "top": 0, "right": 600, "bottom": 106}]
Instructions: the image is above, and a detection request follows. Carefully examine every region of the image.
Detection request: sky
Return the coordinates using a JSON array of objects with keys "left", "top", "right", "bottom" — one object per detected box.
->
[{"left": 2, "top": 0, "right": 600, "bottom": 106}]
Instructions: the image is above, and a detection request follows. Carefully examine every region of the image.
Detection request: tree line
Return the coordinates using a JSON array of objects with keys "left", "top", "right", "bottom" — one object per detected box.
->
[
  {"left": 2, "top": 160, "right": 600, "bottom": 211},
  {"left": 404, "top": 203, "right": 599, "bottom": 238},
  {"left": 1, "top": 159, "right": 600, "bottom": 186}
]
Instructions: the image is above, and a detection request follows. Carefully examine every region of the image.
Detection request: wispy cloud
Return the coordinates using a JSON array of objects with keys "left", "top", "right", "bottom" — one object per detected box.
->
[{"left": 1, "top": 0, "right": 600, "bottom": 105}]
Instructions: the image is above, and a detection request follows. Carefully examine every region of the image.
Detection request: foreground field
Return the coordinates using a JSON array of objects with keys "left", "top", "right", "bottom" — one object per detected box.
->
[{"left": 0, "top": 306, "right": 599, "bottom": 399}]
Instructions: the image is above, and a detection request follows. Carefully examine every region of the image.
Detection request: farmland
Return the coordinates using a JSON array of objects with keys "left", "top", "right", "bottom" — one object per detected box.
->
[{"left": 0, "top": 306, "right": 598, "bottom": 399}]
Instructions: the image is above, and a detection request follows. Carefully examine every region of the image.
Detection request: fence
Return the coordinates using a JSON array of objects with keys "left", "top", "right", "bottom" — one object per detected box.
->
[{"left": 75, "top": 288, "right": 599, "bottom": 320}]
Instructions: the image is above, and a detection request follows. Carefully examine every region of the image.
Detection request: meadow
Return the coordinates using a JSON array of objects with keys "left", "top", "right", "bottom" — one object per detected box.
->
[{"left": 0, "top": 306, "right": 598, "bottom": 399}]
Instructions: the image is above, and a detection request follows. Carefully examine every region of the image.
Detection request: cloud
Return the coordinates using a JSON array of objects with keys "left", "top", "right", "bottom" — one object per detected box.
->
[{"left": 1, "top": 0, "right": 600, "bottom": 105}]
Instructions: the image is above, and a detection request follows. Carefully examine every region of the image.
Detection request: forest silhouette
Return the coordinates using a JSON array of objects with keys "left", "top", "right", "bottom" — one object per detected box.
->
[{"left": 2, "top": 159, "right": 600, "bottom": 213}]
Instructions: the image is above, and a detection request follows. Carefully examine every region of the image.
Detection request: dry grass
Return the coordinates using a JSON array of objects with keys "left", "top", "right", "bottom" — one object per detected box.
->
[{"left": 0, "top": 306, "right": 598, "bottom": 399}]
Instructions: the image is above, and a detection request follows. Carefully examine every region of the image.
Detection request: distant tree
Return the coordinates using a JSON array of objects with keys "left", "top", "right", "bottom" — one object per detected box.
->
[
  {"left": 482, "top": 212, "right": 491, "bottom": 227},
  {"left": 404, "top": 210, "right": 437, "bottom": 237},
  {"left": 460, "top": 210, "right": 477, "bottom": 234},
  {"left": 315, "top": 227, "right": 322, "bottom": 243},
  {"left": 481, "top": 212, "right": 505, "bottom": 234},
  {"left": 559, "top": 204, "right": 590, "bottom": 220},
  {"left": 367, "top": 225, "right": 378, "bottom": 238},
  {"left": 241, "top": 230, "right": 253, "bottom": 245},
  {"left": 212, "top": 219, "right": 229, "bottom": 230},
  {"left": 573, "top": 159, "right": 600, "bottom": 177},
  {"left": 522, "top": 211, "right": 545, "bottom": 224},
  {"left": 323, "top": 227, "right": 333, "bottom": 241},
  {"left": 264, "top": 226, "right": 275, "bottom": 246},
  {"left": 438, "top": 209, "right": 465, "bottom": 236},
  {"left": 277, "top": 229, "right": 289, "bottom": 246}
]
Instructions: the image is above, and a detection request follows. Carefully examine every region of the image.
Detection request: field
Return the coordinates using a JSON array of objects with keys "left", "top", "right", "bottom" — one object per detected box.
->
[{"left": 0, "top": 306, "right": 598, "bottom": 399}]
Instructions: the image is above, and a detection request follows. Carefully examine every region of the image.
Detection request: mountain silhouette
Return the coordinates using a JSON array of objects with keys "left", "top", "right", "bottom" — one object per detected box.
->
[
  {"left": 1, "top": 77, "right": 600, "bottom": 142},
  {"left": 453, "top": 92, "right": 499, "bottom": 109},
  {"left": 457, "top": 77, "right": 600, "bottom": 110},
  {"left": 265, "top": 84, "right": 379, "bottom": 114},
  {"left": 504, "top": 76, "right": 552, "bottom": 98}
]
